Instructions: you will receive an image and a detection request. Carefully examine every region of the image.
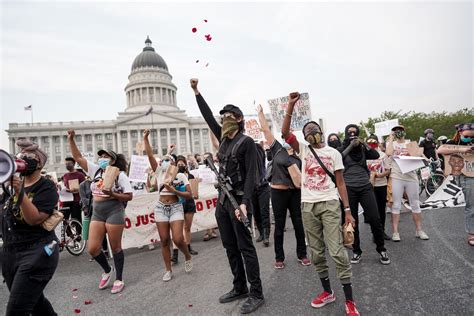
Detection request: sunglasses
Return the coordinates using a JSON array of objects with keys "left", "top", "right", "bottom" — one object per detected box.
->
[{"left": 17, "top": 152, "right": 38, "bottom": 160}]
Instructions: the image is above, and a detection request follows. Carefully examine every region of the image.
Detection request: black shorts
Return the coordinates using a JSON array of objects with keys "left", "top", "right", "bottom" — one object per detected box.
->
[{"left": 183, "top": 200, "right": 196, "bottom": 214}]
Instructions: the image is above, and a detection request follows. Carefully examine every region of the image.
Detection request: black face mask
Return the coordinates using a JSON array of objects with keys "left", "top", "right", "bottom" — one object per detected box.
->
[
  {"left": 23, "top": 157, "right": 39, "bottom": 176},
  {"left": 328, "top": 139, "right": 341, "bottom": 149},
  {"left": 178, "top": 166, "right": 186, "bottom": 174}
]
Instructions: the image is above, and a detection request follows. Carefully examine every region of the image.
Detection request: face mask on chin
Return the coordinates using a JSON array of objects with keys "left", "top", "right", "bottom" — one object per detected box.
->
[
  {"left": 461, "top": 136, "right": 473, "bottom": 143},
  {"left": 22, "top": 157, "right": 39, "bottom": 176}
]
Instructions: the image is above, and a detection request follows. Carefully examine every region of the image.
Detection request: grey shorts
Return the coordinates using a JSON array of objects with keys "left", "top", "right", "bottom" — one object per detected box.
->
[
  {"left": 92, "top": 199, "right": 125, "bottom": 225},
  {"left": 154, "top": 202, "right": 184, "bottom": 223}
]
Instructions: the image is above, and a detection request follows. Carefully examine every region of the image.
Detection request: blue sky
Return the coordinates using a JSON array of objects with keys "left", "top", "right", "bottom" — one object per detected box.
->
[{"left": 1, "top": 1, "right": 472, "bottom": 149}]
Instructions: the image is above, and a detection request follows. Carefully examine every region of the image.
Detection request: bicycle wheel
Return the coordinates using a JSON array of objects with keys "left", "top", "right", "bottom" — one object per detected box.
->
[
  {"left": 65, "top": 219, "right": 87, "bottom": 256},
  {"left": 425, "top": 173, "right": 445, "bottom": 196}
]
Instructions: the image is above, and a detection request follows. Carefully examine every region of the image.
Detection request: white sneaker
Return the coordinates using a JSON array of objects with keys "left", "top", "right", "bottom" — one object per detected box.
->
[
  {"left": 148, "top": 244, "right": 155, "bottom": 250},
  {"left": 416, "top": 230, "right": 429, "bottom": 240},
  {"left": 185, "top": 260, "right": 193, "bottom": 273},
  {"left": 163, "top": 271, "right": 172, "bottom": 282},
  {"left": 392, "top": 232, "right": 401, "bottom": 242},
  {"left": 99, "top": 267, "right": 114, "bottom": 290}
]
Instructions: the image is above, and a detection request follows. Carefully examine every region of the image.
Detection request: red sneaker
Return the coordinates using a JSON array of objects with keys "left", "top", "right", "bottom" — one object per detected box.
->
[
  {"left": 345, "top": 300, "right": 360, "bottom": 316},
  {"left": 274, "top": 261, "right": 285, "bottom": 269},
  {"left": 297, "top": 257, "right": 311, "bottom": 266},
  {"left": 311, "top": 291, "right": 335, "bottom": 308}
]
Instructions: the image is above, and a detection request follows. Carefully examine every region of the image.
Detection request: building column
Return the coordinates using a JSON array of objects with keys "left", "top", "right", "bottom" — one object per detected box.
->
[
  {"left": 199, "top": 129, "right": 204, "bottom": 154},
  {"left": 49, "top": 136, "right": 54, "bottom": 165},
  {"left": 117, "top": 131, "right": 122, "bottom": 153},
  {"left": 59, "top": 134, "right": 65, "bottom": 161},
  {"left": 92, "top": 133, "right": 96, "bottom": 153},
  {"left": 166, "top": 128, "right": 171, "bottom": 149},
  {"left": 176, "top": 128, "right": 181, "bottom": 153},
  {"left": 185, "top": 129, "right": 191, "bottom": 153},
  {"left": 102, "top": 133, "right": 106, "bottom": 149},
  {"left": 81, "top": 132, "right": 86, "bottom": 153},
  {"left": 127, "top": 130, "right": 132, "bottom": 157},
  {"left": 10, "top": 138, "right": 15, "bottom": 154},
  {"left": 113, "top": 132, "right": 117, "bottom": 152}
]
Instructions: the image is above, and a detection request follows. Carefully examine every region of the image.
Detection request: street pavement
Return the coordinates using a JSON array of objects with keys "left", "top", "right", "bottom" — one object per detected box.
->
[{"left": 1, "top": 206, "right": 473, "bottom": 315}]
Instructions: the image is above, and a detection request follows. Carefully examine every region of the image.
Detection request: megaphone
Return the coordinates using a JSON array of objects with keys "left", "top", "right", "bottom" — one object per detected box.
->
[{"left": 0, "top": 149, "right": 28, "bottom": 184}]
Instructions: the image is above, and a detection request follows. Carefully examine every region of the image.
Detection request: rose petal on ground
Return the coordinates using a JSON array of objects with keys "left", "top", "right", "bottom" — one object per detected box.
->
[
  {"left": 188, "top": 304, "right": 193, "bottom": 307},
  {"left": 72, "top": 289, "right": 78, "bottom": 292},
  {"left": 73, "top": 295, "right": 78, "bottom": 299},
  {"left": 192, "top": 27, "right": 197, "bottom": 33},
  {"left": 85, "top": 300, "right": 92, "bottom": 305},
  {"left": 74, "top": 309, "right": 81, "bottom": 314},
  {"left": 205, "top": 63, "right": 209, "bottom": 67}
]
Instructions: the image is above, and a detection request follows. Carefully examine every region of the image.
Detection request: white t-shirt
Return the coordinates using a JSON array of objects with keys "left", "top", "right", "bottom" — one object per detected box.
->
[
  {"left": 367, "top": 150, "right": 391, "bottom": 187},
  {"left": 86, "top": 161, "right": 133, "bottom": 198},
  {"left": 389, "top": 141, "right": 418, "bottom": 182},
  {"left": 161, "top": 173, "right": 190, "bottom": 196},
  {"left": 299, "top": 144, "right": 344, "bottom": 203}
]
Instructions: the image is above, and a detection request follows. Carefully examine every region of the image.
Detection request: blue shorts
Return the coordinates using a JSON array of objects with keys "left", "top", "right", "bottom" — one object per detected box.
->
[{"left": 154, "top": 202, "right": 184, "bottom": 223}]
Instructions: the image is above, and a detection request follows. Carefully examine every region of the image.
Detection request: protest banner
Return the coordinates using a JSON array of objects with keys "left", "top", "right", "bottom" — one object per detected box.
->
[
  {"left": 442, "top": 145, "right": 474, "bottom": 177},
  {"left": 268, "top": 92, "right": 311, "bottom": 131},
  {"left": 122, "top": 183, "right": 219, "bottom": 249},
  {"left": 374, "top": 119, "right": 399, "bottom": 137},
  {"left": 420, "top": 176, "right": 465, "bottom": 210},
  {"left": 129, "top": 155, "right": 150, "bottom": 183},
  {"left": 244, "top": 116, "right": 264, "bottom": 141}
]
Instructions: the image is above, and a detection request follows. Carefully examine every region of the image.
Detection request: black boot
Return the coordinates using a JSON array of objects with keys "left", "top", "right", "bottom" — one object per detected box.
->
[
  {"left": 171, "top": 249, "right": 178, "bottom": 264},
  {"left": 241, "top": 297, "right": 265, "bottom": 314},
  {"left": 188, "top": 244, "right": 198, "bottom": 255},
  {"left": 263, "top": 228, "right": 270, "bottom": 247}
]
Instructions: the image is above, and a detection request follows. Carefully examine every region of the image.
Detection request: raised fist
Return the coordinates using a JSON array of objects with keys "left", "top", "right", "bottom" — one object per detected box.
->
[
  {"left": 168, "top": 144, "right": 176, "bottom": 153},
  {"left": 143, "top": 129, "right": 150, "bottom": 139},
  {"left": 67, "top": 130, "right": 75, "bottom": 140},
  {"left": 190, "top": 78, "right": 199, "bottom": 90},
  {"left": 256, "top": 104, "right": 263, "bottom": 113},
  {"left": 288, "top": 92, "right": 300, "bottom": 104}
]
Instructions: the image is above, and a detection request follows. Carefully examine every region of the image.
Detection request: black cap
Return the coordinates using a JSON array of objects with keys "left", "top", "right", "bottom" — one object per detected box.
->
[
  {"left": 219, "top": 104, "right": 243, "bottom": 117},
  {"left": 97, "top": 149, "right": 117, "bottom": 161}
]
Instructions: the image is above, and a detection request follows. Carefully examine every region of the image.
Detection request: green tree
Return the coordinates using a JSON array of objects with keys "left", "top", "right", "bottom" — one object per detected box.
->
[{"left": 356, "top": 108, "right": 473, "bottom": 141}]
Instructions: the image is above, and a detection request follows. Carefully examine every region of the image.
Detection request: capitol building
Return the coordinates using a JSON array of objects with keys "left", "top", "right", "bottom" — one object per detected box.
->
[{"left": 7, "top": 37, "right": 213, "bottom": 175}]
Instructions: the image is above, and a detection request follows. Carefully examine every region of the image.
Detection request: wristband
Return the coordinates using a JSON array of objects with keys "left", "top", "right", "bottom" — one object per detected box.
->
[
  {"left": 285, "top": 133, "right": 297, "bottom": 145},
  {"left": 344, "top": 207, "right": 351, "bottom": 211}
]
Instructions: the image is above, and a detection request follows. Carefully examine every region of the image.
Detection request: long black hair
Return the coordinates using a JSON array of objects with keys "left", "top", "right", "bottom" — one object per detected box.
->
[{"left": 113, "top": 154, "right": 128, "bottom": 173}]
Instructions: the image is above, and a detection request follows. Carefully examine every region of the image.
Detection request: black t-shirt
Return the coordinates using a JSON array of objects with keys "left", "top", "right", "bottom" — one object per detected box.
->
[
  {"left": 2, "top": 177, "right": 59, "bottom": 246},
  {"left": 269, "top": 140, "right": 302, "bottom": 189},
  {"left": 340, "top": 146, "right": 379, "bottom": 187},
  {"left": 419, "top": 139, "right": 437, "bottom": 160}
]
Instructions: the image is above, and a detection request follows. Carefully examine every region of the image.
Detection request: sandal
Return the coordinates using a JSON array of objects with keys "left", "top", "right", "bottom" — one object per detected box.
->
[
  {"left": 468, "top": 235, "right": 474, "bottom": 246},
  {"left": 203, "top": 234, "right": 211, "bottom": 242}
]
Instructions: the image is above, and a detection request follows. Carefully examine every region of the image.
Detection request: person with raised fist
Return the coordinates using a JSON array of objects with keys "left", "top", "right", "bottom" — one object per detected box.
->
[
  {"left": 282, "top": 92, "right": 360, "bottom": 316},
  {"left": 191, "top": 78, "right": 264, "bottom": 314}
]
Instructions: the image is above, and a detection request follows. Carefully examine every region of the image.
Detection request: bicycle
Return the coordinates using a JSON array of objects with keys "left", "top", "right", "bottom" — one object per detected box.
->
[
  {"left": 420, "top": 158, "right": 445, "bottom": 196},
  {"left": 57, "top": 207, "right": 86, "bottom": 256}
]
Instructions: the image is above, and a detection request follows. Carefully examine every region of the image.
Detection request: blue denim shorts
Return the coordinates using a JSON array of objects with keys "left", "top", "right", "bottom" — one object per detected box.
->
[{"left": 154, "top": 202, "right": 184, "bottom": 223}]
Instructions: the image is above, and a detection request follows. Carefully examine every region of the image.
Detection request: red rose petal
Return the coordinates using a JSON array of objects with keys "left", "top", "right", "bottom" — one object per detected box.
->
[
  {"left": 206, "top": 37, "right": 212, "bottom": 41},
  {"left": 204, "top": 19, "right": 208, "bottom": 22},
  {"left": 74, "top": 309, "right": 81, "bottom": 314},
  {"left": 192, "top": 27, "right": 197, "bottom": 33},
  {"left": 188, "top": 304, "right": 193, "bottom": 307},
  {"left": 72, "top": 288, "right": 78, "bottom": 292},
  {"left": 85, "top": 300, "right": 92, "bottom": 305}
]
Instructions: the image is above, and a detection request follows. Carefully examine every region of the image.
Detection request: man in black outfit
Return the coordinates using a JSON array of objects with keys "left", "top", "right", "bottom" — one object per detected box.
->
[
  {"left": 419, "top": 128, "right": 438, "bottom": 161},
  {"left": 252, "top": 142, "right": 271, "bottom": 247},
  {"left": 340, "top": 124, "right": 390, "bottom": 265},
  {"left": 191, "top": 78, "right": 264, "bottom": 314}
]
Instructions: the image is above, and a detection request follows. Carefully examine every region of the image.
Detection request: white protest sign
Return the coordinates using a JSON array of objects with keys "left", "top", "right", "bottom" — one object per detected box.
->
[
  {"left": 374, "top": 119, "right": 399, "bottom": 137},
  {"left": 244, "top": 116, "right": 264, "bottom": 141},
  {"left": 268, "top": 92, "right": 312, "bottom": 131},
  {"left": 128, "top": 155, "right": 150, "bottom": 183},
  {"left": 393, "top": 156, "right": 425, "bottom": 174}
]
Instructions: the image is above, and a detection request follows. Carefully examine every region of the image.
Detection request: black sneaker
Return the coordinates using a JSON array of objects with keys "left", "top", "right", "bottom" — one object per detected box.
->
[
  {"left": 188, "top": 245, "right": 199, "bottom": 256},
  {"left": 240, "top": 297, "right": 265, "bottom": 314},
  {"left": 219, "top": 289, "right": 249, "bottom": 304},
  {"left": 379, "top": 251, "right": 391, "bottom": 265},
  {"left": 351, "top": 253, "right": 362, "bottom": 264}
]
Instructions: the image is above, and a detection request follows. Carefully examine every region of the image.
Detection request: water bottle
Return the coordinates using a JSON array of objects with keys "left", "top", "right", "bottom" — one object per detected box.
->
[
  {"left": 44, "top": 240, "right": 57, "bottom": 256},
  {"left": 82, "top": 216, "right": 90, "bottom": 241}
]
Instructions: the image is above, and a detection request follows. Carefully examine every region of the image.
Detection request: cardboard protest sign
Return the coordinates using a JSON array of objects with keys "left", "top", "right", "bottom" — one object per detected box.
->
[
  {"left": 442, "top": 145, "right": 474, "bottom": 177},
  {"left": 102, "top": 166, "right": 120, "bottom": 191},
  {"left": 393, "top": 156, "right": 425, "bottom": 174},
  {"left": 374, "top": 119, "right": 399, "bottom": 137},
  {"left": 129, "top": 155, "right": 150, "bottom": 183},
  {"left": 244, "top": 116, "right": 263, "bottom": 141},
  {"left": 268, "top": 92, "right": 311, "bottom": 131},
  {"left": 407, "top": 141, "right": 423, "bottom": 157}
]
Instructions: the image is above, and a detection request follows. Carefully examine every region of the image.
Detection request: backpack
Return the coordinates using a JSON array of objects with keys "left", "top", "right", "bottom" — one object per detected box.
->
[{"left": 265, "top": 147, "right": 283, "bottom": 182}]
